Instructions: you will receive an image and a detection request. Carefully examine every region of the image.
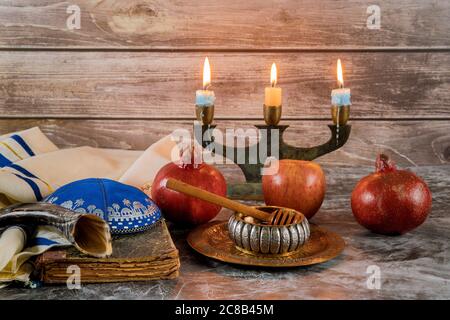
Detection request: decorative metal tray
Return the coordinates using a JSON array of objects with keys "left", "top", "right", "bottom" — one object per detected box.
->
[{"left": 187, "top": 221, "right": 345, "bottom": 267}]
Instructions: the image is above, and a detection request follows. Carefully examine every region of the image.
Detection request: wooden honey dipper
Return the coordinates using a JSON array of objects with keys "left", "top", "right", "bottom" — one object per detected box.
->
[{"left": 165, "top": 178, "right": 304, "bottom": 226}]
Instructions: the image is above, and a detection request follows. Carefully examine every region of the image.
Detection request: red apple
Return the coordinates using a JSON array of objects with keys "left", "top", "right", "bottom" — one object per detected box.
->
[
  {"left": 262, "top": 160, "right": 326, "bottom": 219},
  {"left": 151, "top": 161, "right": 227, "bottom": 225}
]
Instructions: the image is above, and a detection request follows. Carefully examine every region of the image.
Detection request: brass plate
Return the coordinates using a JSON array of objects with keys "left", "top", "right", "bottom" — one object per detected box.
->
[{"left": 187, "top": 221, "right": 345, "bottom": 267}]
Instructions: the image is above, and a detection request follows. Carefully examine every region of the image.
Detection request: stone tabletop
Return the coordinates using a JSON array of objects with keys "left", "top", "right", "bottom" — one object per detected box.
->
[{"left": 1, "top": 166, "right": 449, "bottom": 300}]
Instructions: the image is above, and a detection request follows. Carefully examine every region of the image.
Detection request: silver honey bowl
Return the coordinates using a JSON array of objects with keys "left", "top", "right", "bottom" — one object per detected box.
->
[{"left": 228, "top": 206, "right": 310, "bottom": 255}]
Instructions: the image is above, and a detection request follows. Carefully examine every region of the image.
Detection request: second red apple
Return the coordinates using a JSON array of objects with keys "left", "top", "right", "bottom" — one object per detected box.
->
[{"left": 262, "top": 159, "right": 326, "bottom": 219}]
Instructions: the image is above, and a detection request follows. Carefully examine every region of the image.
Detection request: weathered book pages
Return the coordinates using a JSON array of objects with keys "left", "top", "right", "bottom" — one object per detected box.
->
[{"left": 36, "top": 220, "right": 180, "bottom": 283}]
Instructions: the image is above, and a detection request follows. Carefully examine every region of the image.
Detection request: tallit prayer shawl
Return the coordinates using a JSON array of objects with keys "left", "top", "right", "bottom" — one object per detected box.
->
[
  {"left": 0, "top": 127, "right": 58, "bottom": 207},
  {"left": 119, "top": 135, "right": 179, "bottom": 188},
  {"left": 0, "top": 147, "right": 141, "bottom": 208},
  {"left": 0, "top": 226, "right": 71, "bottom": 288},
  {"left": 0, "top": 127, "right": 58, "bottom": 164}
]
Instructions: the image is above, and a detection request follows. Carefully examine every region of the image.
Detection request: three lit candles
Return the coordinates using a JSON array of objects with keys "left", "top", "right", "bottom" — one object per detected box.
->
[{"left": 195, "top": 57, "right": 350, "bottom": 126}]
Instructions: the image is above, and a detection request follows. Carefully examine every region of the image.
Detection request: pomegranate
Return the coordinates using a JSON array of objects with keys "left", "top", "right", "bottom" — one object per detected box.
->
[
  {"left": 150, "top": 152, "right": 227, "bottom": 225},
  {"left": 351, "top": 154, "right": 432, "bottom": 235}
]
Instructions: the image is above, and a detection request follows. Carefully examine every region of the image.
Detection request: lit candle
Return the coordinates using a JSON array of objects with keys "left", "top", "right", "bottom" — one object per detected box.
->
[
  {"left": 196, "top": 57, "right": 215, "bottom": 107},
  {"left": 331, "top": 59, "right": 351, "bottom": 125},
  {"left": 264, "top": 63, "right": 282, "bottom": 107},
  {"left": 263, "top": 63, "right": 282, "bottom": 126},
  {"left": 331, "top": 59, "right": 351, "bottom": 107}
]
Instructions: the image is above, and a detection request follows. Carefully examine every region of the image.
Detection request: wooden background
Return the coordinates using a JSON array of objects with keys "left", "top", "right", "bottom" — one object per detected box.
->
[{"left": 0, "top": 0, "right": 449, "bottom": 172}]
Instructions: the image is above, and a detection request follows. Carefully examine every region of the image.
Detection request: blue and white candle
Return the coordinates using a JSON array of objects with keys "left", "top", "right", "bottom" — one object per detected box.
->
[
  {"left": 331, "top": 59, "right": 351, "bottom": 106},
  {"left": 196, "top": 57, "right": 215, "bottom": 107}
]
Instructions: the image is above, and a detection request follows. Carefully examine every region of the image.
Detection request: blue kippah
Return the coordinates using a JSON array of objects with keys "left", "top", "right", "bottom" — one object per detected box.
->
[{"left": 44, "top": 178, "right": 162, "bottom": 235}]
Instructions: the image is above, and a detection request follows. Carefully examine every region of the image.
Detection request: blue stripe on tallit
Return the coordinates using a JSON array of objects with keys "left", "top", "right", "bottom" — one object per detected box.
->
[
  {"left": 10, "top": 134, "right": 35, "bottom": 156},
  {"left": 31, "top": 237, "right": 61, "bottom": 246},
  {"left": 6, "top": 163, "right": 38, "bottom": 179},
  {"left": 13, "top": 173, "right": 42, "bottom": 201},
  {"left": 0, "top": 153, "right": 12, "bottom": 167}
]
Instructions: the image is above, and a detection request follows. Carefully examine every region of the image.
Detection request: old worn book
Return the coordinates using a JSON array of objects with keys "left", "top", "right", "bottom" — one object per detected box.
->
[{"left": 36, "top": 220, "right": 180, "bottom": 283}]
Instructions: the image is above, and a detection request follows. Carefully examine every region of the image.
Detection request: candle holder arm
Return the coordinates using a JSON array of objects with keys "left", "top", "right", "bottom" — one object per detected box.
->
[
  {"left": 194, "top": 124, "right": 263, "bottom": 182},
  {"left": 280, "top": 124, "right": 352, "bottom": 160}
]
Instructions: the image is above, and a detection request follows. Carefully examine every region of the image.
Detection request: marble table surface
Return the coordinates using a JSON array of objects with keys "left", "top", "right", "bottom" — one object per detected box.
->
[{"left": 0, "top": 165, "right": 449, "bottom": 300}]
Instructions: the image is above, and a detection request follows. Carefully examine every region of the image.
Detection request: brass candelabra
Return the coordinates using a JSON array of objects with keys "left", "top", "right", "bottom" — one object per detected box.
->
[{"left": 194, "top": 104, "right": 351, "bottom": 199}]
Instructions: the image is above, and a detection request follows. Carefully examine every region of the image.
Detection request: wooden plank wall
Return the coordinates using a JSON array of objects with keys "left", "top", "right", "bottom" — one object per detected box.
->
[{"left": 0, "top": 0, "right": 449, "bottom": 170}]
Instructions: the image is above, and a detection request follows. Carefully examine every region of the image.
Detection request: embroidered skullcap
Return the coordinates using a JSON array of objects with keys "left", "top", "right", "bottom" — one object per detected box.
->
[{"left": 44, "top": 178, "right": 161, "bottom": 235}]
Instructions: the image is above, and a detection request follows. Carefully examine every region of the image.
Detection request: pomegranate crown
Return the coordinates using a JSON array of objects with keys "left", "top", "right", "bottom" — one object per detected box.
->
[
  {"left": 177, "top": 144, "right": 203, "bottom": 169},
  {"left": 375, "top": 153, "right": 397, "bottom": 173}
]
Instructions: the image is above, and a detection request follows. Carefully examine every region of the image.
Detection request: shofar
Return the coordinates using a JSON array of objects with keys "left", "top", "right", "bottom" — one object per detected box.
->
[{"left": 0, "top": 203, "right": 112, "bottom": 258}]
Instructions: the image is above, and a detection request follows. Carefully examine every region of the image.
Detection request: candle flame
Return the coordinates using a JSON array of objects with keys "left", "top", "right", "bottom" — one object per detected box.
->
[
  {"left": 270, "top": 63, "right": 277, "bottom": 87},
  {"left": 203, "top": 57, "right": 211, "bottom": 89},
  {"left": 337, "top": 59, "right": 344, "bottom": 87}
]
